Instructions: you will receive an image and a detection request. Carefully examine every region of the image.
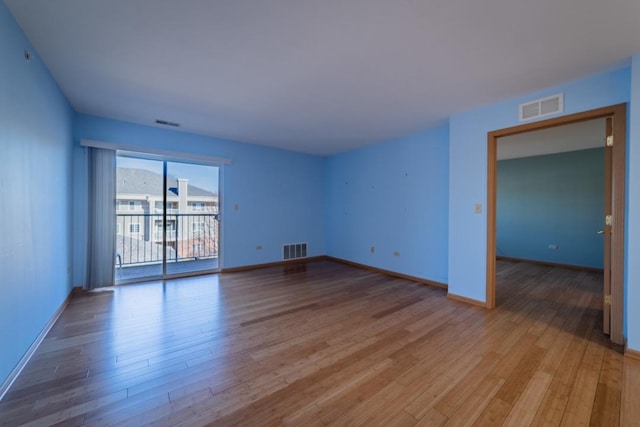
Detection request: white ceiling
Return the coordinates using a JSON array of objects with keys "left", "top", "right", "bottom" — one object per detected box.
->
[
  {"left": 497, "top": 118, "right": 606, "bottom": 160},
  {"left": 5, "top": 0, "right": 640, "bottom": 156}
]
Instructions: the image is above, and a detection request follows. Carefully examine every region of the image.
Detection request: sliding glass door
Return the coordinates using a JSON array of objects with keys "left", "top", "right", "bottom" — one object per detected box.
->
[
  {"left": 115, "top": 155, "right": 220, "bottom": 283},
  {"left": 115, "top": 157, "right": 164, "bottom": 282},
  {"left": 165, "top": 162, "right": 219, "bottom": 276}
]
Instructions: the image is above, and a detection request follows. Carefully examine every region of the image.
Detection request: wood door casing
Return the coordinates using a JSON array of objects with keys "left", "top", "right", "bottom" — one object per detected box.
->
[
  {"left": 603, "top": 117, "right": 612, "bottom": 335},
  {"left": 486, "top": 104, "right": 626, "bottom": 345}
]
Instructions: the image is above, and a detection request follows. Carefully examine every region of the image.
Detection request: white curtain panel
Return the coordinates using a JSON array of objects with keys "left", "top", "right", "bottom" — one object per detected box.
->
[{"left": 87, "top": 147, "right": 116, "bottom": 289}]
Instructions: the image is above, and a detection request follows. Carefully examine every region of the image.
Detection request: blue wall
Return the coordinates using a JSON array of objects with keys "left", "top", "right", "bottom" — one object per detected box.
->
[
  {"left": 73, "top": 114, "right": 326, "bottom": 280},
  {"left": 626, "top": 54, "right": 640, "bottom": 350},
  {"left": 497, "top": 148, "right": 604, "bottom": 269},
  {"left": 449, "top": 66, "right": 631, "bottom": 303},
  {"left": 0, "top": 3, "right": 74, "bottom": 385},
  {"left": 326, "top": 126, "right": 449, "bottom": 284}
]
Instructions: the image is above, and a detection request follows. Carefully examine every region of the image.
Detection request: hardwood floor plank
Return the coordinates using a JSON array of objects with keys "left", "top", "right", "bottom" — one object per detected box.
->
[
  {"left": 620, "top": 358, "right": 640, "bottom": 427},
  {"left": 442, "top": 374, "right": 505, "bottom": 427},
  {"left": 433, "top": 351, "right": 501, "bottom": 417},
  {"left": 589, "top": 344, "right": 623, "bottom": 426},
  {"left": 0, "top": 260, "right": 629, "bottom": 426},
  {"left": 19, "top": 390, "right": 127, "bottom": 427},
  {"left": 502, "top": 370, "right": 552, "bottom": 426},
  {"left": 470, "top": 397, "right": 512, "bottom": 427},
  {"left": 560, "top": 328, "right": 607, "bottom": 426},
  {"left": 530, "top": 313, "right": 598, "bottom": 426},
  {"left": 404, "top": 352, "right": 485, "bottom": 419},
  {"left": 239, "top": 303, "right": 319, "bottom": 327},
  {"left": 494, "top": 344, "right": 546, "bottom": 405},
  {"left": 81, "top": 391, "right": 169, "bottom": 426},
  {"left": 372, "top": 296, "right": 424, "bottom": 319}
]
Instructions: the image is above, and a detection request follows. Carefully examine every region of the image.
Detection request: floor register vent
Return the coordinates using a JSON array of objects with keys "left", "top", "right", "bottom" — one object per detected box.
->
[
  {"left": 519, "top": 93, "right": 563, "bottom": 121},
  {"left": 283, "top": 243, "right": 307, "bottom": 260}
]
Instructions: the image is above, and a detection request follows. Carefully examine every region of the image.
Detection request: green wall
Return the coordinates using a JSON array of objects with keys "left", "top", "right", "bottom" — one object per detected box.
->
[{"left": 497, "top": 148, "right": 605, "bottom": 269}]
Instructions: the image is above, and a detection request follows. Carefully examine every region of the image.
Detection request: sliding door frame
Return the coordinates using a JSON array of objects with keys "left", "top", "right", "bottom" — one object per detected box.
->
[{"left": 116, "top": 151, "right": 223, "bottom": 284}]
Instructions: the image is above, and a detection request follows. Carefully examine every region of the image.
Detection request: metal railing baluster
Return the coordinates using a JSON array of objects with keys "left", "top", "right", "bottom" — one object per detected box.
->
[{"left": 115, "top": 213, "right": 219, "bottom": 271}]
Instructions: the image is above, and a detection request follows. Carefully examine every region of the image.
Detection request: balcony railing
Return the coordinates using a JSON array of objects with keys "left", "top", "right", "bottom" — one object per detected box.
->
[{"left": 116, "top": 213, "right": 219, "bottom": 267}]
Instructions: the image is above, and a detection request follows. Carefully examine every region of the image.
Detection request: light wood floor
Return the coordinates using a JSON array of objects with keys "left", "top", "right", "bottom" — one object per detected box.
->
[{"left": 0, "top": 259, "right": 637, "bottom": 426}]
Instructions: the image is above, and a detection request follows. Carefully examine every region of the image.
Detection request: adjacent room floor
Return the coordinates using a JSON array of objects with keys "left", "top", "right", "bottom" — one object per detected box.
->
[{"left": 0, "top": 259, "right": 637, "bottom": 426}]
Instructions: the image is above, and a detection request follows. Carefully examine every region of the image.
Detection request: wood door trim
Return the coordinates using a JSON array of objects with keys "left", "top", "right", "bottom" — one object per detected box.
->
[
  {"left": 611, "top": 105, "right": 627, "bottom": 345},
  {"left": 604, "top": 118, "right": 613, "bottom": 335},
  {"left": 486, "top": 104, "right": 626, "bottom": 344},
  {"left": 447, "top": 292, "right": 486, "bottom": 307}
]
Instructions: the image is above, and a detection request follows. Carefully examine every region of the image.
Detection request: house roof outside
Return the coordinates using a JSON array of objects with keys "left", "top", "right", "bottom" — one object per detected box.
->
[{"left": 117, "top": 167, "right": 216, "bottom": 198}]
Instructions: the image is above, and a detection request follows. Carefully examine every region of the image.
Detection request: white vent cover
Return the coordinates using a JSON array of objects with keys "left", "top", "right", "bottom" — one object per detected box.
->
[
  {"left": 283, "top": 243, "right": 307, "bottom": 260},
  {"left": 519, "top": 93, "right": 563, "bottom": 122}
]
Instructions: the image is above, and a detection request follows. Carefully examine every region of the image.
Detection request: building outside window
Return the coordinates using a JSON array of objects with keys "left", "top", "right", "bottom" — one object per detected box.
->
[{"left": 116, "top": 167, "right": 219, "bottom": 266}]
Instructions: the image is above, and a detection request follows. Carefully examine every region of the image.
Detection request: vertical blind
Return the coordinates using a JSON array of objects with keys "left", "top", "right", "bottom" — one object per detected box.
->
[{"left": 86, "top": 147, "right": 116, "bottom": 289}]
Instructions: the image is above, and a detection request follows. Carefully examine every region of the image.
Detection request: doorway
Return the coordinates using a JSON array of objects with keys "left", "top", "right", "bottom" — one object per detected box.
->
[
  {"left": 486, "top": 104, "right": 626, "bottom": 345},
  {"left": 115, "top": 155, "right": 220, "bottom": 283}
]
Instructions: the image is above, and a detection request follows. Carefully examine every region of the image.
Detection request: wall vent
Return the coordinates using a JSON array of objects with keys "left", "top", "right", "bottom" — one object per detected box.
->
[
  {"left": 283, "top": 243, "right": 307, "bottom": 260},
  {"left": 519, "top": 93, "right": 563, "bottom": 122}
]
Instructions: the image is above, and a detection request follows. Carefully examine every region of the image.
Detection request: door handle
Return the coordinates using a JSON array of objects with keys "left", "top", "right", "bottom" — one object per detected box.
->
[{"left": 597, "top": 230, "right": 605, "bottom": 235}]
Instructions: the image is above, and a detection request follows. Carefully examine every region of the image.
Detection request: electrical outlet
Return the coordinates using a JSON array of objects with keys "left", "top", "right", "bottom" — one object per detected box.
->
[
  {"left": 549, "top": 244, "right": 558, "bottom": 250},
  {"left": 393, "top": 251, "right": 400, "bottom": 256},
  {"left": 256, "top": 245, "right": 263, "bottom": 251},
  {"left": 370, "top": 246, "right": 375, "bottom": 254}
]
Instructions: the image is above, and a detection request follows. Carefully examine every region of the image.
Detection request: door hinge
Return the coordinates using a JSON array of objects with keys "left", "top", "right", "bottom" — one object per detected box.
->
[
  {"left": 606, "top": 135, "right": 613, "bottom": 147},
  {"left": 604, "top": 294, "right": 611, "bottom": 305},
  {"left": 605, "top": 215, "right": 612, "bottom": 226}
]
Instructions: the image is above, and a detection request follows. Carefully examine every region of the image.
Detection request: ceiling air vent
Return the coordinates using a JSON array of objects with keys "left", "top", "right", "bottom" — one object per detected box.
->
[
  {"left": 519, "top": 93, "right": 563, "bottom": 122},
  {"left": 155, "top": 119, "right": 180, "bottom": 127}
]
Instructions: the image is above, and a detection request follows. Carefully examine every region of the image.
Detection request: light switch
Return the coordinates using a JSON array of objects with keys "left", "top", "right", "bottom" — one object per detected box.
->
[{"left": 474, "top": 203, "right": 482, "bottom": 214}]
